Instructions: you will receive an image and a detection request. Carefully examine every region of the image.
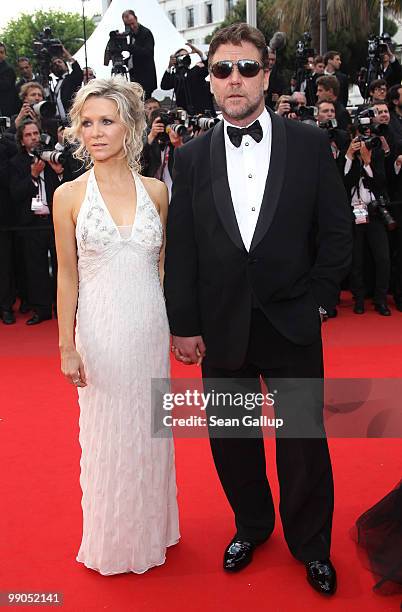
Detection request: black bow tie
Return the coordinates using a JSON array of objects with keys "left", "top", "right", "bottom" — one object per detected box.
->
[{"left": 227, "top": 120, "right": 263, "bottom": 147}]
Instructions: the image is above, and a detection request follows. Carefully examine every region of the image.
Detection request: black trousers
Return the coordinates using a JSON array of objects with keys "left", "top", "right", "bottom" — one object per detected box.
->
[
  {"left": 0, "top": 229, "right": 16, "bottom": 310},
  {"left": 391, "top": 206, "right": 402, "bottom": 302},
  {"left": 201, "top": 309, "right": 333, "bottom": 562},
  {"left": 22, "top": 222, "right": 57, "bottom": 316},
  {"left": 350, "top": 220, "right": 390, "bottom": 303}
]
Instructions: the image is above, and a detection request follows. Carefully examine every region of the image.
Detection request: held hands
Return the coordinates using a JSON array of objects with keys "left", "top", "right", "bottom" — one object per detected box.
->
[
  {"left": 171, "top": 335, "right": 206, "bottom": 366},
  {"left": 61, "top": 347, "right": 87, "bottom": 387}
]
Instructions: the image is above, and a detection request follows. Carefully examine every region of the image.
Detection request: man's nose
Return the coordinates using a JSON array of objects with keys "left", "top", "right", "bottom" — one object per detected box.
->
[{"left": 229, "top": 64, "right": 242, "bottom": 84}]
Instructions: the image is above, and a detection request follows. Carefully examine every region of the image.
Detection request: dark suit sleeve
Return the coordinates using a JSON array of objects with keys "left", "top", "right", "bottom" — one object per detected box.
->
[
  {"left": 0, "top": 66, "right": 16, "bottom": 91},
  {"left": 130, "top": 29, "right": 155, "bottom": 60},
  {"left": 66, "top": 61, "right": 83, "bottom": 89},
  {"left": 164, "top": 146, "right": 202, "bottom": 336},
  {"left": 9, "top": 159, "right": 38, "bottom": 203},
  {"left": 160, "top": 70, "right": 175, "bottom": 90},
  {"left": 310, "top": 132, "right": 353, "bottom": 308}
]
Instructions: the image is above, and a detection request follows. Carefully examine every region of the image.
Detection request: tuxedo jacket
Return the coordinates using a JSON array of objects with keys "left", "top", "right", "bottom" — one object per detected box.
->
[
  {"left": 127, "top": 24, "right": 157, "bottom": 95},
  {"left": 9, "top": 151, "right": 61, "bottom": 227},
  {"left": 59, "top": 61, "right": 83, "bottom": 116},
  {"left": 164, "top": 109, "right": 352, "bottom": 369}
]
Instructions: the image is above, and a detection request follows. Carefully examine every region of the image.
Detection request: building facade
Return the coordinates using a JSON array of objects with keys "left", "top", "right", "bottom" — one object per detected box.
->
[{"left": 158, "top": 0, "right": 239, "bottom": 44}]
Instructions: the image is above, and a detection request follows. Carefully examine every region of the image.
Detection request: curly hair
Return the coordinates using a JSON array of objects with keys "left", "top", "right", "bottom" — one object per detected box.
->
[{"left": 65, "top": 77, "right": 146, "bottom": 172}]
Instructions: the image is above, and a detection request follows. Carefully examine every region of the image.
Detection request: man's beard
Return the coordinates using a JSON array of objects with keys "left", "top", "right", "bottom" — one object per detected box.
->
[{"left": 219, "top": 95, "right": 262, "bottom": 121}]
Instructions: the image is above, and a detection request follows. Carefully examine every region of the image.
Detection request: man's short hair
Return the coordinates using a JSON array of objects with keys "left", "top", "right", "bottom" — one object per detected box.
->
[
  {"left": 313, "top": 55, "right": 324, "bottom": 65},
  {"left": 324, "top": 50, "right": 340, "bottom": 65},
  {"left": 369, "top": 78, "right": 387, "bottom": 94},
  {"left": 122, "top": 9, "right": 136, "bottom": 19},
  {"left": 17, "top": 56, "right": 31, "bottom": 64},
  {"left": 16, "top": 119, "right": 40, "bottom": 147},
  {"left": 19, "top": 81, "right": 45, "bottom": 101},
  {"left": 316, "top": 75, "right": 340, "bottom": 98},
  {"left": 0, "top": 42, "right": 6, "bottom": 52},
  {"left": 316, "top": 98, "right": 335, "bottom": 111},
  {"left": 145, "top": 97, "right": 160, "bottom": 106},
  {"left": 387, "top": 84, "right": 402, "bottom": 105},
  {"left": 208, "top": 22, "right": 269, "bottom": 70}
]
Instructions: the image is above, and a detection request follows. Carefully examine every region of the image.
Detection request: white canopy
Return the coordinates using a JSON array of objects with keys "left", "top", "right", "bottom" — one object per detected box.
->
[{"left": 74, "top": 0, "right": 188, "bottom": 88}]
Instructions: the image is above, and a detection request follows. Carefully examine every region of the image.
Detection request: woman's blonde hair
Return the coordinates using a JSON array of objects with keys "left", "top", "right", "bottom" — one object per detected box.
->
[{"left": 65, "top": 77, "right": 146, "bottom": 172}]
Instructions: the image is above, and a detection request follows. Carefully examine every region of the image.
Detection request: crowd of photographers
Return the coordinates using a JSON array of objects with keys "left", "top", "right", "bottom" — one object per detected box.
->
[{"left": 1, "top": 15, "right": 402, "bottom": 324}]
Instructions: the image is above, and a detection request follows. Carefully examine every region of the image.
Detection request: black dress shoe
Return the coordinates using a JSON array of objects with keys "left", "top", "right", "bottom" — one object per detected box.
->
[
  {"left": 26, "top": 313, "right": 52, "bottom": 326},
  {"left": 305, "top": 559, "right": 337, "bottom": 596},
  {"left": 374, "top": 303, "right": 391, "bottom": 316},
  {"left": 223, "top": 539, "right": 255, "bottom": 572},
  {"left": 1, "top": 309, "right": 16, "bottom": 325},
  {"left": 353, "top": 301, "right": 365, "bottom": 314}
]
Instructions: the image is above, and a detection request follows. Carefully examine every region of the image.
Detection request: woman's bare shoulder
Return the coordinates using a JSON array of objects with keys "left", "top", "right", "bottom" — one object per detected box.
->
[
  {"left": 139, "top": 175, "right": 168, "bottom": 210},
  {"left": 55, "top": 170, "right": 91, "bottom": 201}
]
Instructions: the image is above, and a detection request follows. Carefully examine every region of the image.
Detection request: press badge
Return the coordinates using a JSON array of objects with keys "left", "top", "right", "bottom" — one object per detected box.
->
[{"left": 31, "top": 195, "right": 43, "bottom": 211}]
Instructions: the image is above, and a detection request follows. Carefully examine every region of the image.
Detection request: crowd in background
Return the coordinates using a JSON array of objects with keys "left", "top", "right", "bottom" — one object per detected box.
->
[{"left": 1, "top": 11, "right": 402, "bottom": 325}]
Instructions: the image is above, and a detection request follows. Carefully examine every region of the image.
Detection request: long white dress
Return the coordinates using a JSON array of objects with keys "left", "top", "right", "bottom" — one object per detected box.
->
[{"left": 74, "top": 168, "right": 179, "bottom": 575}]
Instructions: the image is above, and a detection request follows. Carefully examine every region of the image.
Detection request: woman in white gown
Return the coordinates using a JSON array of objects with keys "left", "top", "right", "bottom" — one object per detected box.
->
[{"left": 53, "top": 78, "right": 180, "bottom": 575}]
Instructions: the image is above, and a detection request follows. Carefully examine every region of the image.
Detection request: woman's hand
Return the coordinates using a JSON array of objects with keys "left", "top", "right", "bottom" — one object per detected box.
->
[{"left": 61, "top": 347, "right": 87, "bottom": 387}]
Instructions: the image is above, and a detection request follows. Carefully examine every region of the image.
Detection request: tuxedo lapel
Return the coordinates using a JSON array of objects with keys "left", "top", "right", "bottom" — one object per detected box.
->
[
  {"left": 250, "top": 109, "right": 287, "bottom": 252},
  {"left": 210, "top": 121, "right": 245, "bottom": 251}
]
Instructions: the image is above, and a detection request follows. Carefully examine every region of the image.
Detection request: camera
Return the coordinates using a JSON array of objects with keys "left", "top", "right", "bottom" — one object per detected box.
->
[
  {"left": 367, "top": 33, "right": 391, "bottom": 60},
  {"left": 175, "top": 54, "right": 191, "bottom": 70},
  {"left": 30, "top": 100, "right": 56, "bottom": 119},
  {"left": 190, "top": 115, "right": 220, "bottom": 131},
  {"left": 295, "top": 33, "right": 314, "bottom": 67},
  {"left": 33, "top": 27, "right": 63, "bottom": 81},
  {"left": 318, "top": 118, "right": 338, "bottom": 139},
  {"left": 355, "top": 108, "right": 382, "bottom": 150},
  {"left": 31, "top": 133, "right": 65, "bottom": 165},
  {"left": 368, "top": 196, "right": 397, "bottom": 230},
  {"left": 156, "top": 110, "right": 188, "bottom": 145},
  {"left": 104, "top": 31, "right": 130, "bottom": 76}
]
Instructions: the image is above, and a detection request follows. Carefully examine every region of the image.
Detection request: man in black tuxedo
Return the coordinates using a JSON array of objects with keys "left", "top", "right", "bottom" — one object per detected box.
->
[
  {"left": 164, "top": 23, "right": 352, "bottom": 596},
  {"left": 122, "top": 9, "right": 157, "bottom": 99},
  {"left": 324, "top": 51, "right": 349, "bottom": 108},
  {"left": 50, "top": 48, "right": 83, "bottom": 121},
  {"left": 9, "top": 120, "right": 63, "bottom": 324}
]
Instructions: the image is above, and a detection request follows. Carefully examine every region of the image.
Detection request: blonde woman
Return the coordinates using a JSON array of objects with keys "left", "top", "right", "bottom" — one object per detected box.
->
[{"left": 53, "top": 78, "right": 179, "bottom": 575}]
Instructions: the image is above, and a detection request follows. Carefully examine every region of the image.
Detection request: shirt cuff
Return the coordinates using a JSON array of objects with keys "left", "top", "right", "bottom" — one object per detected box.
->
[
  {"left": 344, "top": 157, "right": 352, "bottom": 174},
  {"left": 363, "top": 164, "right": 373, "bottom": 178}
]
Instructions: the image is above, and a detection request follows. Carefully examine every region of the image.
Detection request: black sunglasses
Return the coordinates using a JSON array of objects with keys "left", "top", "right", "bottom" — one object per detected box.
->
[{"left": 210, "top": 59, "right": 263, "bottom": 79}]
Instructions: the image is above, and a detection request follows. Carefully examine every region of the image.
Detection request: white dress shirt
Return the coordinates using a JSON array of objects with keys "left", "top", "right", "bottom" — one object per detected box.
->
[{"left": 223, "top": 108, "right": 272, "bottom": 251}]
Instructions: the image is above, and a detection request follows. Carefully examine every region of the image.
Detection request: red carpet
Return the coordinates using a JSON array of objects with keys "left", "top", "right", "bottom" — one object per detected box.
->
[{"left": 1, "top": 292, "right": 402, "bottom": 611}]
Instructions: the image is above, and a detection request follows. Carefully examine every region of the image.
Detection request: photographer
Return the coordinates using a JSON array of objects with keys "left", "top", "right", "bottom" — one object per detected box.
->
[
  {"left": 0, "top": 126, "right": 18, "bottom": 324},
  {"left": 324, "top": 51, "right": 349, "bottom": 108},
  {"left": 0, "top": 42, "right": 19, "bottom": 116},
  {"left": 275, "top": 92, "right": 306, "bottom": 118},
  {"left": 122, "top": 9, "right": 157, "bottom": 98},
  {"left": 265, "top": 47, "right": 286, "bottom": 110},
  {"left": 51, "top": 47, "right": 83, "bottom": 120},
  {"left": 379, "top": 43, "right": 402, "bottom": 88},
  {"left": 160, "top": 45, "right": 215, "bottom": 115},
  {"left": 316, "top": 99, "right": 350, "bottom": 170},
  {"left": 13, "top": 82, "right": 45, "bottom": 129},
  {"left": 344, "top": 115, "right": 392, "bottom": 315},
  {"left": 15, "top": 57, "right": 39, "bottom": 97},
  {"left": 387, "top": 84, "right": 402, "bottom": 149},
  {"left": 316, "top": 75, "right": 352, "bottom": 131},
  {"left": 142, "top": 108, "right": 187, "bottom": 197},
  {"left": 9, "top": 119, "right": 64, "bottom": 325}
]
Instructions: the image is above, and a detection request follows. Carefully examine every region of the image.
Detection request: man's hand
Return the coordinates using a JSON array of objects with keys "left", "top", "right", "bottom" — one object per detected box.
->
[
  {"left": 171, "top": 335, "right": 206, "bottom": 366},
  {"left": 168, "top": 127, "right": 184, "bottom": 148},
  {"left": 15, "top": 103, "right": 36, "bottom": 128},
  {"left": 168, "top": 55, "right": 177, "bottom": 69},
  {"left": 346, "top": 137, "right": 361, "bottom": 161},
  {"left": 360, "top": 142, "right": 372, "bottom": 166},
  {"left": 47, "top": 159, "right": 63, "bottom": 175},
  {"left": 395, "top": 154, "right": 402, "bottom": 167},
  {"left": 31, "top": 158, "right": 46, "bottom": 178},
  {"left": 148, "top": 117, "right": 165, "bottom": 144},
  {"left": 62, "top": 46, "right": 73, "bottom": 63},
  {"left": 276, "top": 97, "right": 291, "bottom": 116},
  {"left": 380, "top": 135, "right": 390, "bottom": 155}
]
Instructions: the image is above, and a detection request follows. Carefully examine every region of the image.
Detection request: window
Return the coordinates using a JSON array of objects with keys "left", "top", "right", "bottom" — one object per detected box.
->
[
  {"left": 186, "top": 6, "right": 194, "bottom": 28},
  {"left": 205, "top": 2, "right": 213, "bottom": 24},
  {"left": 226, "top": 0, "right": 234, "bottom": 16},
  {"left": 168, "top": 11, "right": 176, "bottom": 27}
]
